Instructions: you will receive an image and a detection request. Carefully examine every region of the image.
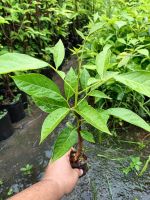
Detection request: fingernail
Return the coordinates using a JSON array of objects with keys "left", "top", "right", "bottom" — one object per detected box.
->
[{"left": 80, "top": 169, "right": 83, "bottom": 176}]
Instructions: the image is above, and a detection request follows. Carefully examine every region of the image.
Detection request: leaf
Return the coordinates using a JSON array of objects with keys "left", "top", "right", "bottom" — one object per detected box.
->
[
  {"left": 33, "top": 97, "right": 68, "bottom": 113},
  {"left": 117, "top": 38, "right": 126, "bottom": 44},
  {"left": 64, "top": 67, "right": 78, "bottom": 100},
  {"left": 118, "top": 54, "right": 131, "bottom": 68},
  {"left": 89, "top": 22, "right": 104, "bottom": 35},
  {"left": 50, "top": 39, "right": 65, "bottom": 69},
  {"left": 107, "top": 108, "right": 150, "bottom": 132},
  {"left": 114, "top": 71, "right": 150, "bottom": 97},
  {"left": 87, "top": 77, "right": 99, "bottom": 86},
  {"left": 96, "top": 45, "right": 111, "bottom": 79},
  {"left": 40, "top": 107, "right": 70, "bottom": 143},
  {"left": 75, "top": 101, "right": 111, "bottom": 135},
  {"left": 76, "top": 29, "right": 85, "bottom": 40},
  {"left": 83, "top": 64, "right": 96, "bottom": 70},
  {"left": 51, "top": 127, "right": 78, "bottom": 161},
  {"left": 80, "top": 68, "right": 90, "bottom": 89},
  {"left": 57, "top": 70, "right": 65, "bottom": 79},
  {"left": 12, "top": 73, "right": 65, "bottom": 101},
  {"left": 0, "top": 53, "right": 48, "bottom": 74},
  {"left": 88, "top": 90, "right": 111, "bottom": 99},
  {"left": 137, "top": 49, "right": 149, "bottom": 57},
  {"left": 115, "top": 21, "right": 127, "bottom": 29},
  {"left": 81, "top": 130, "right": 95, "bottom": 143}
]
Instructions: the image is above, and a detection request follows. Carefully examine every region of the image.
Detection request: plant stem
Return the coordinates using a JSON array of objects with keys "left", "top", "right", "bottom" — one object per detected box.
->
[
  {"left": 3, "top": 75, "right": 14, "bottom": 99},
  {"left": 75, "top": 114, "right": 83, "bottom": 161}
]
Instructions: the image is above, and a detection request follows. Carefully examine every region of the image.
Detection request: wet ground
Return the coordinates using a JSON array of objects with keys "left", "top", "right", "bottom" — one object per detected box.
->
[{"left": 0, "top": 105, "right": 149, "bottom": 200}]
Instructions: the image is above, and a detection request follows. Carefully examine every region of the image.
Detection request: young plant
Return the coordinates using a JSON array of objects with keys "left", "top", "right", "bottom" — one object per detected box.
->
[
  {"left": 20, "top": 164, "right": 33, "bottom": 176},
  {"left": 123, "top": 156, "right": 142, "bottom": 175},
  {"left": 0, "top": 37, "right": 150, "bottom": 173}
]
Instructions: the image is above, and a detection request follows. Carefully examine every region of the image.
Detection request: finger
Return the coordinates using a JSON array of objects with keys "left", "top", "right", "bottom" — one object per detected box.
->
[
  {"left": 65, "top": 147, "right": 76, "bottom": 157},
  {"left": 73, "top": 168, "right": 83, "bottom": 177}
]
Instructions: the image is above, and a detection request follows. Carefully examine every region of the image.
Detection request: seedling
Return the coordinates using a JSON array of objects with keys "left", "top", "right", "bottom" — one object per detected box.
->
[
  {"left": 123, "top": 156, "right": 142, "bottom": 175},
  {"left": 20, "top": 164, "right": 33, "bottom": 175},
  {"left": 0, "top": 32, "right": 150, "bottom": 174},
  {"left": 7, "top": 188, "right": 14, "bottom": 196}
]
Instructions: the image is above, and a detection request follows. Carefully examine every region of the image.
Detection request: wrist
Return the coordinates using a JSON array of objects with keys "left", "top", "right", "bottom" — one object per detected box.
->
[{"left": 41, "top": 178, "right": 65, "bottom": 199}]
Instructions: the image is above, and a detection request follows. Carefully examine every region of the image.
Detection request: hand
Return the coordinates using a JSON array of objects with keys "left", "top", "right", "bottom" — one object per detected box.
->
[{"left": 42, "top": 150, "right": 83, "bottom": 196}]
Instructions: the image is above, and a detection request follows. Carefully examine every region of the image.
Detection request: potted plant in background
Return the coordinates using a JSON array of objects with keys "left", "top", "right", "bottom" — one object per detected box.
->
[
  {"left": 0, "top": 74, "right": 25, "bottom": 123},
  {"left": 0, "top": 108, "right": 14, "bottom": 141},
  {"left": 0, "top": 38, "right": 150, "bottom": 174}
]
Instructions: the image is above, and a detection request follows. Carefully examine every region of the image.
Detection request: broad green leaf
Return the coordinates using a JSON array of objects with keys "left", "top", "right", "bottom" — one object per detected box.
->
[
  {"left": 96, "top": 45, "right": 111, "bottom": 79},
  {"left": 40, "top": 107, "right": 70, "bottom": 143},
  {"left": 89, "top": 22, "right": 104, "bottom": 35},
  {"left": 80, "top": 68, "right": 90, "bottom": 89},
  {"left": 81, "top": 130, "right": 95, "bottom": 143},
  {"left": 33, "top": 97, "right": 68, "bottom": 113},
  {"left": 50, "top": 39, "right": 65, "bottom": 69},
  {"left": 88, "top": 90, "right": 111, "bottom": 99},
  {"left": 51, "top": 127, "right": 78, "bottom": 161},
  {"left": 114, "top": 71, "right": 150, "bottom": 97},
  {"left": 98, "top": 109, "right": 110, "bottom": 124},
  {"left": 0, "top": 53, "right": 48, "bottom": 74},
  {"left": 87, "top": 77, "right": 99, "bottom": 86},
  {"left": 76, "top": 29, "right": 85, "bottom": 40},
  {"left": 137, "top": 49, "right": 149, "bottom": 57},
  {"left": 90, "top": 71, "right": 118, "bottom": 90},
  {"left": 64, "top": 67, "right": 78, "bottom": 100},
  {"left": 107, "top": 108, "right": 150, "bottom": 132},
  {"left": 75, "top": 101, "right": 111, "bottom": 135},
  {"left": 13, "top": 73, "right": 65, "bottom": 102}
]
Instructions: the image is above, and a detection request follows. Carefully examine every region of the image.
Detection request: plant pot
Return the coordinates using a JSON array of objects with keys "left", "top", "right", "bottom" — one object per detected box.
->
[
  {"left": 0, "top": 112, "right": 14, "bottom": 141},
  {"left": 21, "top": 92, "right": 28, "bottom": 109},
  {"left": 2, "top": 100, "right": 25, "bottom": 123}
]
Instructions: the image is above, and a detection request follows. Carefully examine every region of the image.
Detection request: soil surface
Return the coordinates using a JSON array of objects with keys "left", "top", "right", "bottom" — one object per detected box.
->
[{"left": 0, "top": 106, "right": 149, "bottom": 199}]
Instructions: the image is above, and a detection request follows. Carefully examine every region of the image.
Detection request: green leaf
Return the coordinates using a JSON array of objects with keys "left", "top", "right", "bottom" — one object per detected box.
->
[
  {"left": 81, "top": 130, "right": 95, "bottom": 143},
  {"left": 83, "top": 64, "right": 96, "bottom": 70},
  {"left": 118, "top": 54, "right": 131, "bottom": 68},
  {"left": 80, "top": 68, "right": 90, "bottom": 89},
  {"left": 137, "top": 49, "right": 149, "bottom": 57},
  {"left": 51, "top": 127, "right": 78, "bottom": 161},
  {"left": 40, "top": 107, "right": 70, "bottom": 143},
  {"left": 12, "top": 73, "right": 65, "bottom": 101},
  {"left": 64, "top": 67, "right": 78, "bottom": 100},
  {"left": 96, "top": 45, "right": 111, "bottom": 79},
  {"left": 76, "top": 29, "right": 85, "bottom": 40},
  {"left": 88, "top": 90, "right": 111, "bottom": 99},
  {"left": 0, "top": 53, "right": 48, "bottom": 74},
  {"left": 87, "top": 77, "right": 99, "bottom": 86},
  {"left": 114, "top": 71, "right": 150, "bottom": 97},
  {"left": 75, "top": 101, "right": 111, "bottom": 135},
  {"left": 115, "top": 21, "right": 126, "bottom": 29},
  {"left": 33, "top": 97, "right": 68, "bottom": 113},
  {"left": 57, "top": 70, "right": 65, "bottom": 79},
  {"left": 89, "top": 22, "right": 104, "bottom": 35},
  {"left": 117, "top": 38, "right": 126, "bottom": 44},
  {"left": 107, "top": 108, "right": 150, "bottom": 132},
  {"left": 50, "top": 39, "right": 65, "bottom": 69}
]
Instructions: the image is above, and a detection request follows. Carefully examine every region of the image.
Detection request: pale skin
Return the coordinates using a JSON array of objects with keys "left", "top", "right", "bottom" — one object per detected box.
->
[{"left": 9, "top": 150, "right": 83, "bottom": 200}]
